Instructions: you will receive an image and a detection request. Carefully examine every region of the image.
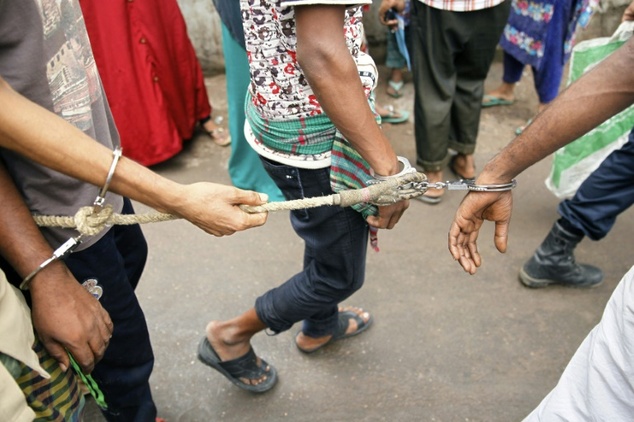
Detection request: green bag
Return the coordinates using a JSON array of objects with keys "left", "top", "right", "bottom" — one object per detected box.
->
[{"left": 545, "top": 21, "right": 634, "bottom": 199}]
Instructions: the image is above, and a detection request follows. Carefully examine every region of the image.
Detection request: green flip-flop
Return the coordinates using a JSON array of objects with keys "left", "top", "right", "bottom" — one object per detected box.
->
[
  {"left": 482, "top": 94, "right": 515, "bottom": 108},
  {"left": 387, "top": 80, "right": 404, "bottom": 98},
  {"left": 379, "top": 105, "right": 409, "bottom": 124}
]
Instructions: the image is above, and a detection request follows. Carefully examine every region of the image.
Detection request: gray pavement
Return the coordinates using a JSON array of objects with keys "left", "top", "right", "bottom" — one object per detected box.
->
[{"left": 84, "top": 61, "right": 634, "bottom": 421}]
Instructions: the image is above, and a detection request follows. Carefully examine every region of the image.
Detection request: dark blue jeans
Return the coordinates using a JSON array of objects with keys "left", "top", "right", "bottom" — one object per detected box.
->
[
  {"left": 559, "top": 128, "right": 634, "bottom": 241},
  {"left": 64, "top": 199, "right": 156, "bottom": 422},
  {"left": 256, "top": 157, "right": 369, "bottom": 338}
]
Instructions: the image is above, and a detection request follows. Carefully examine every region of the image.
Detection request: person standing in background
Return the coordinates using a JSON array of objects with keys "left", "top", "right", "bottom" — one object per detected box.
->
[
  {"left": 385, "top": 0, "right": 511, "bottom": 204},
  {"left": 212, "top": 0, "right": 285, "bottom": 201},
  {"left": 79, "top": 0, "right": 230, "bottom": 167},
  {"left": 482, "top": 0, "right": 599, "bottom": 135},
  {"left": 382, "top": 0, "right": 411, "bottom": 100}
]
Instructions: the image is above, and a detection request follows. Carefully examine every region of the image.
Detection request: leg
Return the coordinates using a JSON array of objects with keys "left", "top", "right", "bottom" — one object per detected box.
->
[
  {"left": 531, "top": 0, "right": 573, "bottom": 109},
  {"left": 559, "top": 129, "right": 634, "bottom": 241},
  {"left": 254, "top": 161, "right": 370, "bottom": 337},
  {"left": 409, "top": 2, "right": 455, "bottom": 200},
  {"left": 519, "top": 130, "right": 634, "bottom": 288},
  {"left": 410, "top": 2, "right": 454, "bottom": 174},
  {"left": 482, "top": 52, "right": 524, "bottom": 106},
  {"left": 385, "top": 29, "right": 406, "bottom": 98},
  {"left": 65, "top": 200, "right": 156, "bottom": 422},
  {"left": 449, "top": 2, "right": 511, "bottom": 177},
  {"left": 204, "top": 161, "right": 369, "bottom": 387},
  {"left": 223, "top": 23, "right": 284, "bottom": 201}
]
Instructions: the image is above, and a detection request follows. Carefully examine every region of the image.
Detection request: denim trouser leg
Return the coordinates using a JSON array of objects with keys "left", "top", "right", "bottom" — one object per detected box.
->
[
  {"left": 64, "top": 199, "right": 156, "bottom": 422},
  {"left": 558, "top": 128, "right": 634, "bottom": 241},
  {"left": 255, "top": 158, "right": 369, "bottom": 338}
]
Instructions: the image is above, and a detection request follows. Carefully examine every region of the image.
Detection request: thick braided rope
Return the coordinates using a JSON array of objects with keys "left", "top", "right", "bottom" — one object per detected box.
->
[
  {"left": 32, "top": 171, "right": 427, "bottom": 236},
  {"left": 33, "top": 206, "right": 177, "bottom": 236}
]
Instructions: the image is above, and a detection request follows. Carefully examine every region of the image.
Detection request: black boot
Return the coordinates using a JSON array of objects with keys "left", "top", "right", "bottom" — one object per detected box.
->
[{"left": 519, "top": 221, "right": 603, "bottom": 288}]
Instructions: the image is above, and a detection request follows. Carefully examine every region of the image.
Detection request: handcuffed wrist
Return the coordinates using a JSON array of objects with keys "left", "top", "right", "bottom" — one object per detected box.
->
[{"left": 371, "top": 156, "right": 417, "bottom": 181}]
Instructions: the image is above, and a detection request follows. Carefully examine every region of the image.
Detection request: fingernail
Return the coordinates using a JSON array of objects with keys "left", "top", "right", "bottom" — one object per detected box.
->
[
  {"left": 60, "top": 363, "right": 68, "bottom": 372},
  {"left": 258, "top": 193, "right": 269, "bottom": 202}
]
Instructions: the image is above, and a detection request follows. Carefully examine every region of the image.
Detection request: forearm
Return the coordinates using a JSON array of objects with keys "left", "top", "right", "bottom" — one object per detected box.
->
[
  {"left": 295, "top": 5, "right": 400, "bottom": 177},
  {"left": 481, "top": 38, "right": 634, "bottom": 183},
  {"left": 0, "top": 160, "right": 70, "bottom": 286},
  {"left": 0, "top": 77, "right": 185, "bottom": 215}
]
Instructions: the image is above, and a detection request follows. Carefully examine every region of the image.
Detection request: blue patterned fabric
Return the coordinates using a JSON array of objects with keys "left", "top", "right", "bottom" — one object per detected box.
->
[{"left": 500, "top": 0, "right": 597, "bottom": 70}]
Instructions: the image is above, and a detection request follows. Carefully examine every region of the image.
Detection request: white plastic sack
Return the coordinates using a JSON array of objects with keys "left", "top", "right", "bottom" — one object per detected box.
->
[{"left": 545, "top": 21, "right": 634, "bottom": 199}]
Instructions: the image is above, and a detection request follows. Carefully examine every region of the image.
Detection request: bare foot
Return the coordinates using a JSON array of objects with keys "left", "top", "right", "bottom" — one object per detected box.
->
[
  {"left": 450, "top": 154, "right": 475, "bottom": 180},
  {"left": 202, "top": 119, "right": 231, "bottom": 146},
  {"left": 484, "top": 82, "right": 516, "bottom": 104}
]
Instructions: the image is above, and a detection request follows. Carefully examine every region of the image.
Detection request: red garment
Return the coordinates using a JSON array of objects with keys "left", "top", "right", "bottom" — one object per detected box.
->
[{"left": 80, "top": 0, "right": 212, "bottom": 166}]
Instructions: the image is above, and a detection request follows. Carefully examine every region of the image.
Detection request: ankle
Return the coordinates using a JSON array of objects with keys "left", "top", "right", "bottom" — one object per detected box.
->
[
  {"left": 426, "top": 170, "right": 443, "bottom": 182},
  {"left": 207, "top": 321, "right": 242, "bottom": 347}
]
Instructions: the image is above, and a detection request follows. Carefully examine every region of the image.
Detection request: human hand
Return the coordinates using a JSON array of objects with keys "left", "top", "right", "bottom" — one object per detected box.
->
[
  {"left": 29, "top": 263, "right": 113, "bottom": 374},
  {"left": 623, "top": 1, "right": 634, "bottom": 21},
  {"left": 366, "top": 199, "right": 409, "bottom": 229},
  {"left": 378, "top": 0, "right": 399, "bottom": 27},
  {"left": 448, "top": 190, "right": 513, "bottom": 275},
  {"left": 171, "top": 183, "right": 268, "bottom": 236}
]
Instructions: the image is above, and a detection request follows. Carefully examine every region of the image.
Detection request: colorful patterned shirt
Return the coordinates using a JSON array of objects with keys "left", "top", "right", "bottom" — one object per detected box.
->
[
  {"left": 241, "top": 0, "right": 375, "bottom": 168},
  {"left": 242, "top": 0, "right": 372, "bottom": 121},
  {"left": 417, "top": 0, "right": 506, "bottom": 12}
]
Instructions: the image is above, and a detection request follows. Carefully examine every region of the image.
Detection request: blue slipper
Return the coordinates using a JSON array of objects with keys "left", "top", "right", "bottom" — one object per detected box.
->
[
  {"left": 482, "top": 94, "right": 515, "bottom": 108},
  {"left": 197, "top": 337, "right": 277, "bottom": 393},
  {"left": 295, "top": 308, "right": 373, "bottom": 354},
  {"left": 380, "top": 105, "right": 409, "bottom": 124}
]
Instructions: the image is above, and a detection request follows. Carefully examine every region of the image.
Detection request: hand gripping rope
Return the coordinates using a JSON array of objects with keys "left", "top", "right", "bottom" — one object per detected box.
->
[{"left": 29, "top": 154, "right": 517, "bottom": 260}]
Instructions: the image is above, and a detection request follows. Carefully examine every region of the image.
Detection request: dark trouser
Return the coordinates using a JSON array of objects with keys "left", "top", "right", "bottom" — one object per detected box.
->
[
  {"left": 64, "top": 199, "right": 156, "bottom": 422},
  {"left": 503, "top": 0, "right": 573, "bottom": 104},
  {"left": 410, "top": 1, "right": 510, "bottom": 171},
  {"left": 255, "top": 157, "right": 369, "bottom": 338},
  {"left": 559, "top": 128, "right": 634, "bottom": 241}
]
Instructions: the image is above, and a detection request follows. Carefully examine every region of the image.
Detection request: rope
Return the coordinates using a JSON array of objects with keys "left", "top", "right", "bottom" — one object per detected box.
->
[{"left": 32, "top": 171, "right": 427, "bottom": 236}]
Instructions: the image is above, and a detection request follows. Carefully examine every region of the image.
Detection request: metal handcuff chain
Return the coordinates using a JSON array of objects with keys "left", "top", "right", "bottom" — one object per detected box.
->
[
  {"left": 370, "top": 156, "right": 517, "bottom": 196},
  {"left": 20, "top": 147, "right": 123, "bottom": 290}
]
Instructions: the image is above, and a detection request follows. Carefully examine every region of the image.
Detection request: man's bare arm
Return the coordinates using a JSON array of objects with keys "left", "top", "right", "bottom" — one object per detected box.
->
[
  {"left": 0, "top": 160, "right": 112, "bottom": 373},
  {"left": 449, "top": 37, "right": 634, "bottom": 274},
  {"left": 0, "top": 77, "right": 268, "bottom": 236},
  {"left": 294, "top": 5, "right": 408, "bottom": 229}
]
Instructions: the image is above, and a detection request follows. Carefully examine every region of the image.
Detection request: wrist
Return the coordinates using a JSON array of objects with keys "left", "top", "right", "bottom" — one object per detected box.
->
[
  {"left": 372, "top": 156, "right": 414, "bottom": 180},
  {"left": 27, "top": 261, "right": 73, "bottom": 294}
]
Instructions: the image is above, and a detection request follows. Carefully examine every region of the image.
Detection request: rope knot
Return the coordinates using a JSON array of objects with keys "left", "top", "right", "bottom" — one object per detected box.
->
[{"left": 74, "top": 205, "right": 114, "bottom": 236}]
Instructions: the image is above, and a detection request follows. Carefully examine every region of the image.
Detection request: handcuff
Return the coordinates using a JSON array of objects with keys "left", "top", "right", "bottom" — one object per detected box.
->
[
  {"left": 20, "top": 147, "right": 123, "bottom": 290},
  {"left": 370, "top": 156, "right": 517, "bottom": 192}
]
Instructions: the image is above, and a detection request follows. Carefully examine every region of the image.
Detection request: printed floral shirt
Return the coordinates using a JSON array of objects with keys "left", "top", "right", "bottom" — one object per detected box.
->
[
  {"left": 500, "top": 0, "right": 599, "bottom": 70},
  {"left": 417, "top": 0, "right": 506, "bottom": 12},
  {"left": 241, "top": 0, "right": 373, "bottom": 121}
]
